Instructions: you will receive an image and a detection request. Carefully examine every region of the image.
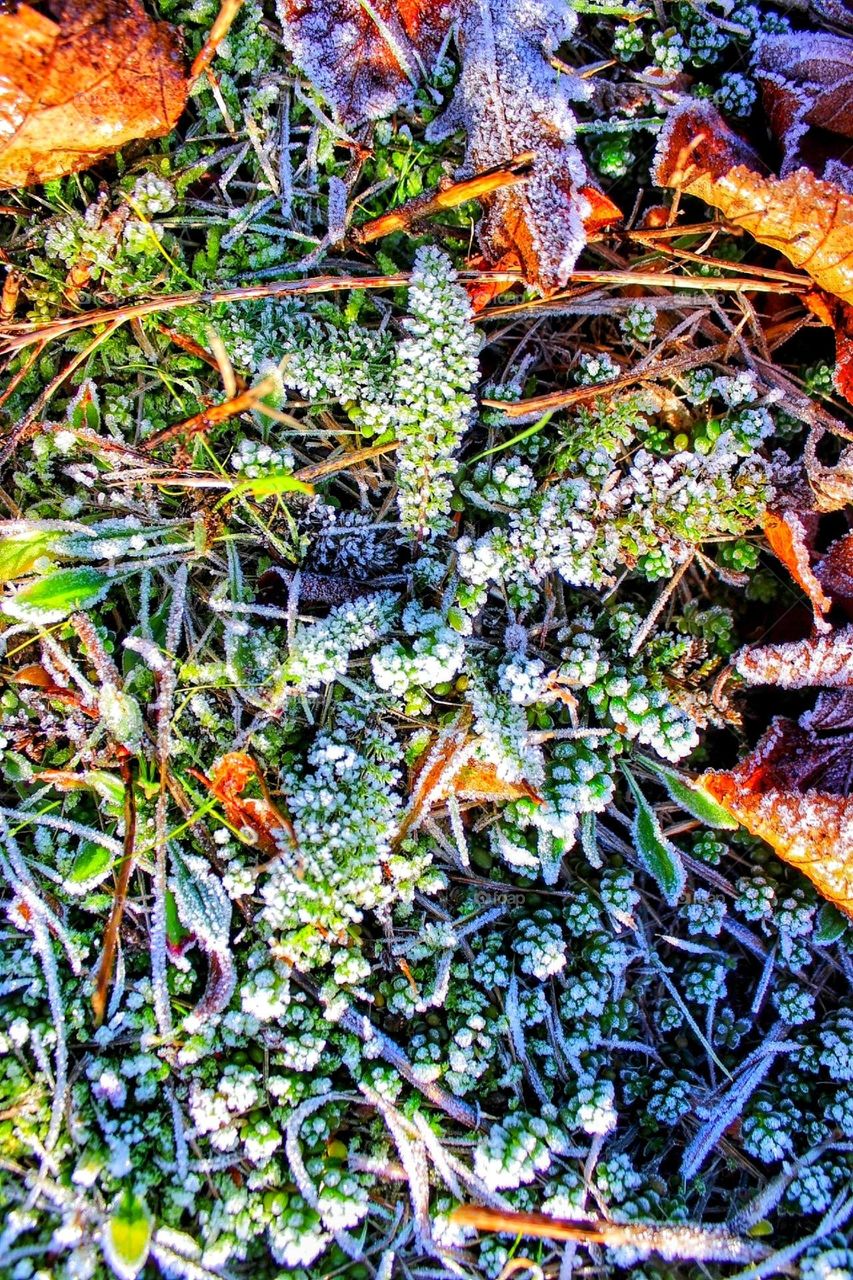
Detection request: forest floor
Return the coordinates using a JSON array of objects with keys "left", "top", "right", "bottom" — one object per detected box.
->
[{"left": 1, "top": 1, "right": 853, "bottom": 1278}]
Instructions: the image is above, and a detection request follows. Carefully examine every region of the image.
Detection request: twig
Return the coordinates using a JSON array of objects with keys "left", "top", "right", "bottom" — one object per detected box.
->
[
  {"left": 449, "top": 1205, "right": 769, "bottom": 1264},
  {"left": 351, "top": 153, "right": 534, "bottom": 244},
  {"left": 91, "top": 757, "right": 136, "bottom": 1027},
  {"left": 189, "top": 0, "right": 244, "bottom": 85},
  {"left": 143, "top": 374, "right": 278, "bottom": 450},
  {"left": 487, "top": 343, "right": 729, "bottom": 417}
]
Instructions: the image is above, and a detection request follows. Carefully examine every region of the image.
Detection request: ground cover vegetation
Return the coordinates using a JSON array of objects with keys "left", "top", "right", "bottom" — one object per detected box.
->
[{"left": 1, "top": 0, "right": 853, "bottom": 1277}]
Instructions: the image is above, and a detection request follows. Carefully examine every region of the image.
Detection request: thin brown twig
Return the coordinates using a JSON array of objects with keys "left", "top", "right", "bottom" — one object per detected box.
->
[
  {"left": 0, "top": 319, "right": 124, "bottom": 468},
  {"left": 143, "top": 375, "right": 278, "bottom": 450},
  {"left": 189, "top": 0, "right": 244, "bottom": 85},
  {"left": 486, "top": 342, "right": 729, "bottom": 417},
  {"left": 449, "top": 1205, "right": 769, "bottom": 1264},
  {"left": 92, "top": 757, "right": 136, "bottom": 1027},
  {"left": 351, "top": 152, "right": 534, "bottom": 244}
]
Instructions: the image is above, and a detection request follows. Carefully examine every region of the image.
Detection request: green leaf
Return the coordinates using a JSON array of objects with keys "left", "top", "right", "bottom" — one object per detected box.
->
[
  {"left": 814, "top": 902, "right": 849, "bottom": 945},
  {"left": 165, "top": 889, "right": 191, "bottom": 950},
  {"left": 0, "top": 528, "right": 57, "bottom": 583},
  {"left": 3, "top": 566, "right": 112, "bottom": 623},
  {"left": 102, "top": 1189, "right": 153, "bottom": 1280},
  {"left": 216, "top": 471, "right": 314, "bottom": 508},
  {"left": 640, "top": 756, "right": 739, "bottom": 830},
  {"left": 66, "top": 841, "right": 115, "bottom": 892},
  {"left": 623, "top": 767, "right": 686, "bottom": 905}
]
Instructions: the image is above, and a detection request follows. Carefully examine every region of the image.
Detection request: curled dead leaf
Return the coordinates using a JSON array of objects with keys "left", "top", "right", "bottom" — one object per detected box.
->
[
  {"left": 753, "top": 31, "right": 853, "bottom": 178},
  {"left": 0, "top": 0, "right": 187, "bottom": 190},
  {"left": 763, "top": 507, "right": 832, "bottom": 631},
  {"left": 653, "top": 100, "right": 853, "bottom": 306},
  {"left": 736, "top": 626, "right": 853, "bottom": 689},
  {"left": 278, "top": 0, "right": 615, "bottom": 291},
  {"left": 277, "top": 0, "right": 450, "bottom": 127},
  {"left": 702, "top": 704, "right": 853, "bottom": 918},
  {"left": 395, "top": 709, "right": 541, "bottom": 846},
  {"left": 426, "top": 1, "right": 602, "bottom": 291}
]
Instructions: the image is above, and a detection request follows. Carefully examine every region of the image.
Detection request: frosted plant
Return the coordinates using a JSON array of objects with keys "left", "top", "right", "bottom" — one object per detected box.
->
[
  {"left": 473, "top": 1112, "right": 568, "bottom": 1191},
  {"left": 280, "top": 591, "right": 399, "bottom": 691},
  {"left": 384, "top": 246, "right": 480, "bottom": 539}
]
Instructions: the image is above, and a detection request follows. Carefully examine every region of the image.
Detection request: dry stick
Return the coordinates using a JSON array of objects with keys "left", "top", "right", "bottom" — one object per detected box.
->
[
  {"left": 189, "top": 0, "right": 245, "bottom": 85},
  {"left": 0, "top": 274, "right": 418, "bottom": 355},
  {"left": 291, "top": 973, "right": 481, "bottom": 1130},
  {"left": 351, "top": 152, "right": 535, "bottom": 244},
  {"left": 91, "top": 757, "right": 136, "bottom": 1027},
  {"left": 486, "top": 342, "right": 729, "bottom": 417},
  {"left": 157, "top": 324, "right": 248, "bottom": 392},
  {"left": 295, "top": 438, "right": 399, "bottom": 482},
  {"left": 638, "top": 241, "right": 813, "bottom": 286},
  {"left": 143, "top": 374, "right": 278, "bottom": 450},
  {"left": 2, "top": 264, "right": 787, "bottom": 359},
  {"left": 449, "top": 1206, "right": 769, "bottom": 1265}
]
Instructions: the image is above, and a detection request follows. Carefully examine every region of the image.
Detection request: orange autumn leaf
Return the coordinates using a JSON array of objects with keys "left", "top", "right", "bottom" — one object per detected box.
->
[
  {"left": 701, "top": 709, "right": 853, "bottom": 918},
  {"left": 452, "top": 760, "right": 542, "bottom": 805},
  {"left": 464, "top": 186, "right": 622, "bottom": 311},
  {"left": 804, "top": 291, "right": 853, "bottom": 406},
  {"left": 763, "top": 507, "right": 832, "bottom": 631},
  {"left": 192, "top": 752, "right": 296, "bottom": 858},
  {"left": 0, "top": 0, "right": 187, "bottom": 190},
  {"left": 395, "top": 710, "right": 541, "bottom": 844},
  {"left": 653, "top": 100, "right": 853, "bottom": 306}
]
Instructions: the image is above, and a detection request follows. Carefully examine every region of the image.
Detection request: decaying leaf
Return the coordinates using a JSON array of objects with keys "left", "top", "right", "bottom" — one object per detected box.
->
[
  {"left": 191, "top": 752, "right": 297, "bottom": 860},
  {"left": 736, "top": 626, "right": 853, "bottom": 689},
  {"left": 702, "top": 705, "right": 853, "bottom": 918},
  {"left": 425, "top": 0, "right": 602, "bottom": 291},
  {"left": 753, "top": 31, "right": 853, "bottom": 178},
  {"left": 395, "top": 709, "right": 541, "bottom": 845},
  {"left": 278, "top": 0, "right": 618, "bottom": 291},
  {"left": 0, "top": 0, "right": 187, "bottom": 190},
  {"left": 763, "top": 507, "right": 832, "bottom": 631},
  {"left": 277, "top": 0, "right": 451, "bottom": 127},
  {"left": 653, "top": 100, "right": 853, "bottom": 306}
]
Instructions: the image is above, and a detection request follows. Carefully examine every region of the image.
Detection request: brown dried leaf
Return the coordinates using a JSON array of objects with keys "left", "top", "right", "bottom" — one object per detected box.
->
[
  {"left": 702, "top": 712, "right": 853, "bottom": 918},
  {"left": 0, "top": 0, "right": 187, "bottom": 190},
  {"left": 653, "top": 100, "right": 853, "bottom": 306},
  {"left": 278, "top": 0, "right": 613, "bottom": 292},
  {"left": 451, "top": 760, "right": 542, "bottom": 804},
  {"left": 277, "top": 0, "right": 451, "bottom": 127},
  {"left": 753, "top": 32, "right": 853, "bottom": 177},
  {"left": 736, "top": 626, "right": 853, "bottom": 689},
  {"left": 426, "top": 1, "right": 601, "bottom": 291}
]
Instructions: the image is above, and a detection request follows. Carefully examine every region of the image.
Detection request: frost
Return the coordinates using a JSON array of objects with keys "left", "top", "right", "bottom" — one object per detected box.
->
[{"left": 427, "top": 0, "right": 592, "bottom": 289}]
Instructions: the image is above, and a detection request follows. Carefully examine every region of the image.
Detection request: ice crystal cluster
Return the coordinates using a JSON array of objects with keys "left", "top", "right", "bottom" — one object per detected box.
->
[{"left": 2, "top": 3, "right": 853, "bottom": 1277}]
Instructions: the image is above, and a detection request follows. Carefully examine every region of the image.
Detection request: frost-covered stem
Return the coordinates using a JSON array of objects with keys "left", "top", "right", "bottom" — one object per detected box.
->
[
  {"left": 360, "top": 1084, "right": 432, "bottom": 1249},
  {"left": 31, "top": 914, "right": 67, "bottom": 1153},
  {"left": 507, "top": 974, "right": 554, "bottom": 1111},
  {"left": 0, "top": 814, "right": 83, "bottom": 972},
  {"left": 150, "top": 564, "right": 187, "bottom": 1035},
  {"left": 294, "top": 975, "right": 481, "bottom": 1129}
]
